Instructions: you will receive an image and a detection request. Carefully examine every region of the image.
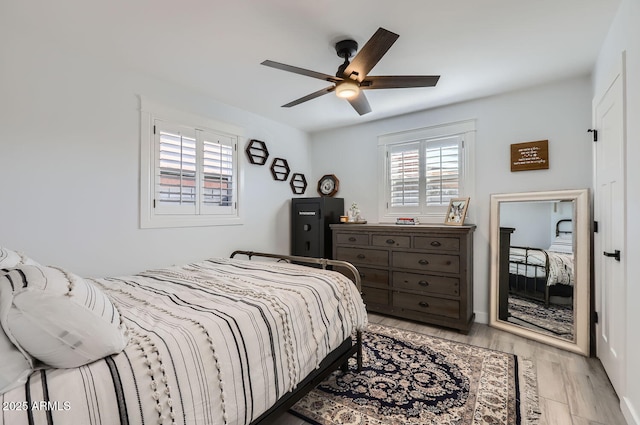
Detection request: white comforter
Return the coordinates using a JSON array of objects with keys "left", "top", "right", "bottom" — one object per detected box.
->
[{"left": 1, "top": 258, "right": 367, "bottom": 425}]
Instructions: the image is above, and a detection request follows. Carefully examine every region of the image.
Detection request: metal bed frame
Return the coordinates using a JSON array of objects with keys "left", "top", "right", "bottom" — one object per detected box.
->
[
  {"left": 230, "top": 250, "right": 363, "bottom": 425},
  {"left": 507, "top": 219, "right": 574, "bottom": 307}
]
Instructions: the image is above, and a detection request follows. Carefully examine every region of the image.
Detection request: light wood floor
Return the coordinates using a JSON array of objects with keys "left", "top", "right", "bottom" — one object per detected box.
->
[{"left": 278, "top": 313, "right": 627, "bottom": 425}]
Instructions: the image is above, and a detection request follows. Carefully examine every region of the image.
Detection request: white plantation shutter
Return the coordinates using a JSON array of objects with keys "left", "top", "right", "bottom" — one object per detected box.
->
[
  {"left": 153, "top": 120, "right": 238, "bottom": 217},
  {"left": 390, "top": 143, "right": 420, "bottom": 207},
  {"left": 378, "top": 120, "right": 474, "bottom": 222},
  {"left": 425, "top": 137, "right": 461, "bottom": 205},
  {"left": 156, "top": 124, "right": 197, "bottom": 214},
  {"left": 385, "top": 135, "right": 463, "bottom": 215},
  {"left": 201, "top": 131, "right": 236, "bottom": 214},
  {"left": 140, "top": 99, "right": 243, "bottom": 228}
]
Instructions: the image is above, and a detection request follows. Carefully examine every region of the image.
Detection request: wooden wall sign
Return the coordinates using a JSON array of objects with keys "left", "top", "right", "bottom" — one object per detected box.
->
[{"left": 510, "top": 140, "right": 549, "bottom": 172}]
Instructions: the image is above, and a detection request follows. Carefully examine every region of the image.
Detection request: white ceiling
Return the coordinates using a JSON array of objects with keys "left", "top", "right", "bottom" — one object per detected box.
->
[{"left": 14, "top": 0, "right": 620, "bottom": 133}]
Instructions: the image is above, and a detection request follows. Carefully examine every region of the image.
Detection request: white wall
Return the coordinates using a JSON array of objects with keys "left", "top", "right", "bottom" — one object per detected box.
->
[
  {"left": 501, "top": 202, "right": 552, "bottom": 248},
  {"left": 309, "top": 76, "right": 593, "bottom": 324},
  {"left": 594, "top": 0, "right": 640, "bottom": 422},
  {"left": 0, "top": 41, "right": 311, "bottom": 277}
]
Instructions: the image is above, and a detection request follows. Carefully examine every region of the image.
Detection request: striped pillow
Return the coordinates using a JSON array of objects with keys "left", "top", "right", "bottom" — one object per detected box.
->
[{"left": 0, "top": 265, "right": 128, "bottom": 368}]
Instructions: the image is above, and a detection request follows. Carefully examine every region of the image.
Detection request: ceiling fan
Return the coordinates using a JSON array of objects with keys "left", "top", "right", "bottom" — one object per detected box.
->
[{"left": 261, "top": 27, "right": 440, "bottom": 115}]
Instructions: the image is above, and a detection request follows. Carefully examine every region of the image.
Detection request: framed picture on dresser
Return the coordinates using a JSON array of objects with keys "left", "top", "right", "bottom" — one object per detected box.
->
[{"left": 445, "top": 197, "right": 470, "bottom": 225}]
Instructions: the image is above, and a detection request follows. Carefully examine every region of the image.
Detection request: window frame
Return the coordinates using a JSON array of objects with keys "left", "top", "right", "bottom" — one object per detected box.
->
[
  {"left": 140, "top": 98, "right": 244, "bottom": 228},
  {"left": 377, "top": 120, "right": 476, "bottom": 223}
]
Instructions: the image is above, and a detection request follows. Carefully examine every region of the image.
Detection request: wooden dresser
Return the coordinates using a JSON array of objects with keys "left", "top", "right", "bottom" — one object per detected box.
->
[{"left": 331, "top": 223, "right": 475, "bottom": 333}]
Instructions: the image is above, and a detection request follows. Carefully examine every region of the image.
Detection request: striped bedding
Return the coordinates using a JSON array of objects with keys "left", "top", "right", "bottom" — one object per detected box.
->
[
  {"left": 1, "top": 258, "right": 367, "bottom": 425},
  {"left": 509, "top": 248, "right": 574, "bottom": 286}
]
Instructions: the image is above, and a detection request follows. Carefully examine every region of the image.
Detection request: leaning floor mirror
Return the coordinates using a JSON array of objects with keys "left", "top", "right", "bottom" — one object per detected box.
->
[{"left": 489, "top": 189, "right": 590, "bottom": 355}]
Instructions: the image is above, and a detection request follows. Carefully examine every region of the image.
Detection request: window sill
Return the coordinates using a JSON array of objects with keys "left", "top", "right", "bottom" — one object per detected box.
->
[{"left": 140, "top": 214, "right": 244, "bottom": 229}]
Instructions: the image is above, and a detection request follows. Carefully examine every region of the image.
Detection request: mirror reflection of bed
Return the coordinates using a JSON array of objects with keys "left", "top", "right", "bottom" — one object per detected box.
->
[{"left": 498, "top": 200, "right": 575, "bottom": 342}]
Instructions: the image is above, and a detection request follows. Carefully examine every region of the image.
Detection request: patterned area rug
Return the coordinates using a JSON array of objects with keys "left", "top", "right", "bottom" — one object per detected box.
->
[
  {"left": 291, "top": 324, "right": 540, "bottom": 425},
  {"left": 508, "top": 294, "right": 574, "bottom": 340}
]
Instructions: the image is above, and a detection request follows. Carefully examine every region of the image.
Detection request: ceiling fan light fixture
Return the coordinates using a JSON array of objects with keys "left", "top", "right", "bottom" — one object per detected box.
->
[{"left": 335, "top": 81, "right": 360, "bottom": 99}]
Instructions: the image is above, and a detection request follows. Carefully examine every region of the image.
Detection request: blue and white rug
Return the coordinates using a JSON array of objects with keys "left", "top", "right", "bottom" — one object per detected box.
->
[
  {"left": 508, "top": 294, "right": 574, "bottom": 340},
  {"left": 291, "top": 324, "right": 540, "bottom": 425}
]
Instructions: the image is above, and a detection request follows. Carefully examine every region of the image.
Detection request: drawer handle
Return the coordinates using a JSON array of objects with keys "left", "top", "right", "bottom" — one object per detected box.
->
[
  {"left": 430, "top": 241, "right": 441, "bottom": 247},
  {"left": 418, "top": 280, "right": 429, "bottom": 287},
  {"left": 386, "top": 239, "right": 395, "bottom": 245},
  {"left": 357, "top": 254, "right": 366, "bottom": 259},
  {"left": 418, "top": 301, "right": 429, "bottom": 308},
  {"left": 348, "top": 237, "right": 357, "bottom": 242},
  {"left": 418, "top": 259, "right": 429, "bottom": 265}
]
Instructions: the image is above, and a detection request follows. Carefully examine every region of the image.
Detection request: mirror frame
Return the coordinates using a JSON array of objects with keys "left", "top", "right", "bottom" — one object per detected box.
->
[{"left": 489, "top": 189, "right": 590, "bottom": 355}]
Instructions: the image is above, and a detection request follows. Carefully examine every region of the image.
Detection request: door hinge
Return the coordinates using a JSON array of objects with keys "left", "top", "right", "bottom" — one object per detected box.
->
[
  {"left": 588, "top": 128, "right": 598, "bottom": 142},
  {"left": 153, "top": 125, "right": 156, "bottom": 135},
  {"left": 153, "top": 199, "right": 156, "bottom": 208},
  {"left": 594, "top": 221, "right": 598, "bottom": 233},
  {"left": 593, "top": 311, "right": 599, "bottom": 324}
]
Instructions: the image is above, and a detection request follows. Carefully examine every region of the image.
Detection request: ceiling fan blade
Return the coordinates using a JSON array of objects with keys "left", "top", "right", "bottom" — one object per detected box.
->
[
  {"left": 347, "top": 91, "right": 372, "bottom": 115},
  {"left": 282, "top": 86, "right": 336, "bottom": 108},
  {"left": 343, "top": 28, "right": 399, "bottom": 82},
  {"left": 361, "top": 75, "right": 440, "bottom": 89},
  {"left": 261, "top": 60, "right": 341, "bottom": 83}
]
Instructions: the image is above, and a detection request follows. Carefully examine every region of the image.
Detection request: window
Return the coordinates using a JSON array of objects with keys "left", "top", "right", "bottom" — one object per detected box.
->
[
  {"left": 140, "top": 99, "right": 243, "bottom": 228},
  {"left": 378, "top": 120, "right": 475, "bottom": 222}
]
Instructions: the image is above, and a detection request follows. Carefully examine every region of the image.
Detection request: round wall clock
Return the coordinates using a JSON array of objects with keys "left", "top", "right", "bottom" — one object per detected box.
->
[{"left": 317, "top": 174, "right": 339, "bottom": 197}]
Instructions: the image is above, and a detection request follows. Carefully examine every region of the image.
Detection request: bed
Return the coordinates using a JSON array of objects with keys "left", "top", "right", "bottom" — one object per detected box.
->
[
  {"left": 0, "top": 248, "right": 367, "bottom": 425},
  {"left": 506, "top": 219, "right": 574, "bottom": 306}
]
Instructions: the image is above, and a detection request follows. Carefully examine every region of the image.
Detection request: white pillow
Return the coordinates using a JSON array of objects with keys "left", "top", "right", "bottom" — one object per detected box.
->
[
  {"left": 0, "top": 247, "right": 21, "bottom": 268},
  {"left": 548, "top": 236, "right": 573, "bottom": 254},
  {"left": 0, "top": 332, "right": 32, "bottom": 394},
  {"left": 0, "top": 249, "right": 35, "bottom": 393},
  {"left": 0, "top": 246, "right": 40, "bottom": 269},
  {"left": 0, "top": 265, "right": 128, "bottom": 368}
]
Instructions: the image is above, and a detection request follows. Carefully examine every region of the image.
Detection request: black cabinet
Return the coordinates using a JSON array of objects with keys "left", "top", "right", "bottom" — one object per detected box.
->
[{"left": 291, "top": 197, "right": 344, "bottom": 259}]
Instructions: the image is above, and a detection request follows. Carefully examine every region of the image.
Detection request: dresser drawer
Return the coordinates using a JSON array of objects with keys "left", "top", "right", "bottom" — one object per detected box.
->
[
  {"left": 335, "top": 232, "right": 369, "bottom": 246},
  {"left": 392, "top": 252, "right": 459, "bottom": 273},
  {"left": 392, "top": 271, "right": 459, "bottom": 296},
  {"left": 414, "top": 236, "right": 460, "bottom": 252},
  {"left": 393, "top": 292, "right": 460, "bottom": 319},
  {"left": 371, "top": 235, "right": 410, "bottom": 248},
  {"left": 336, "top": 247, "right": 389, "bottom": 267},
  {"left": 361, "top": 287, "right": 389, "bottom": 306},
  {"left": 358, "top": 267, "right": 389, "bottom": 289}
]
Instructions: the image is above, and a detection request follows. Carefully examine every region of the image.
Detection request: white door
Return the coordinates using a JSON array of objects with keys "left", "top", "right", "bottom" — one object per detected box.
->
[{"left": 593, "top": 57, "right": 626, "bottom": 396}]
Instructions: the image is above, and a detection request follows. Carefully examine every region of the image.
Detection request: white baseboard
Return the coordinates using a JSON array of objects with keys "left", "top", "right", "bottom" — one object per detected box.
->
[
  {"left": 474, "top": 311, "right": 489, "bottom": 324},
  {"left": 622, "top": 397, "right": 639, "bottom": 425}
]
